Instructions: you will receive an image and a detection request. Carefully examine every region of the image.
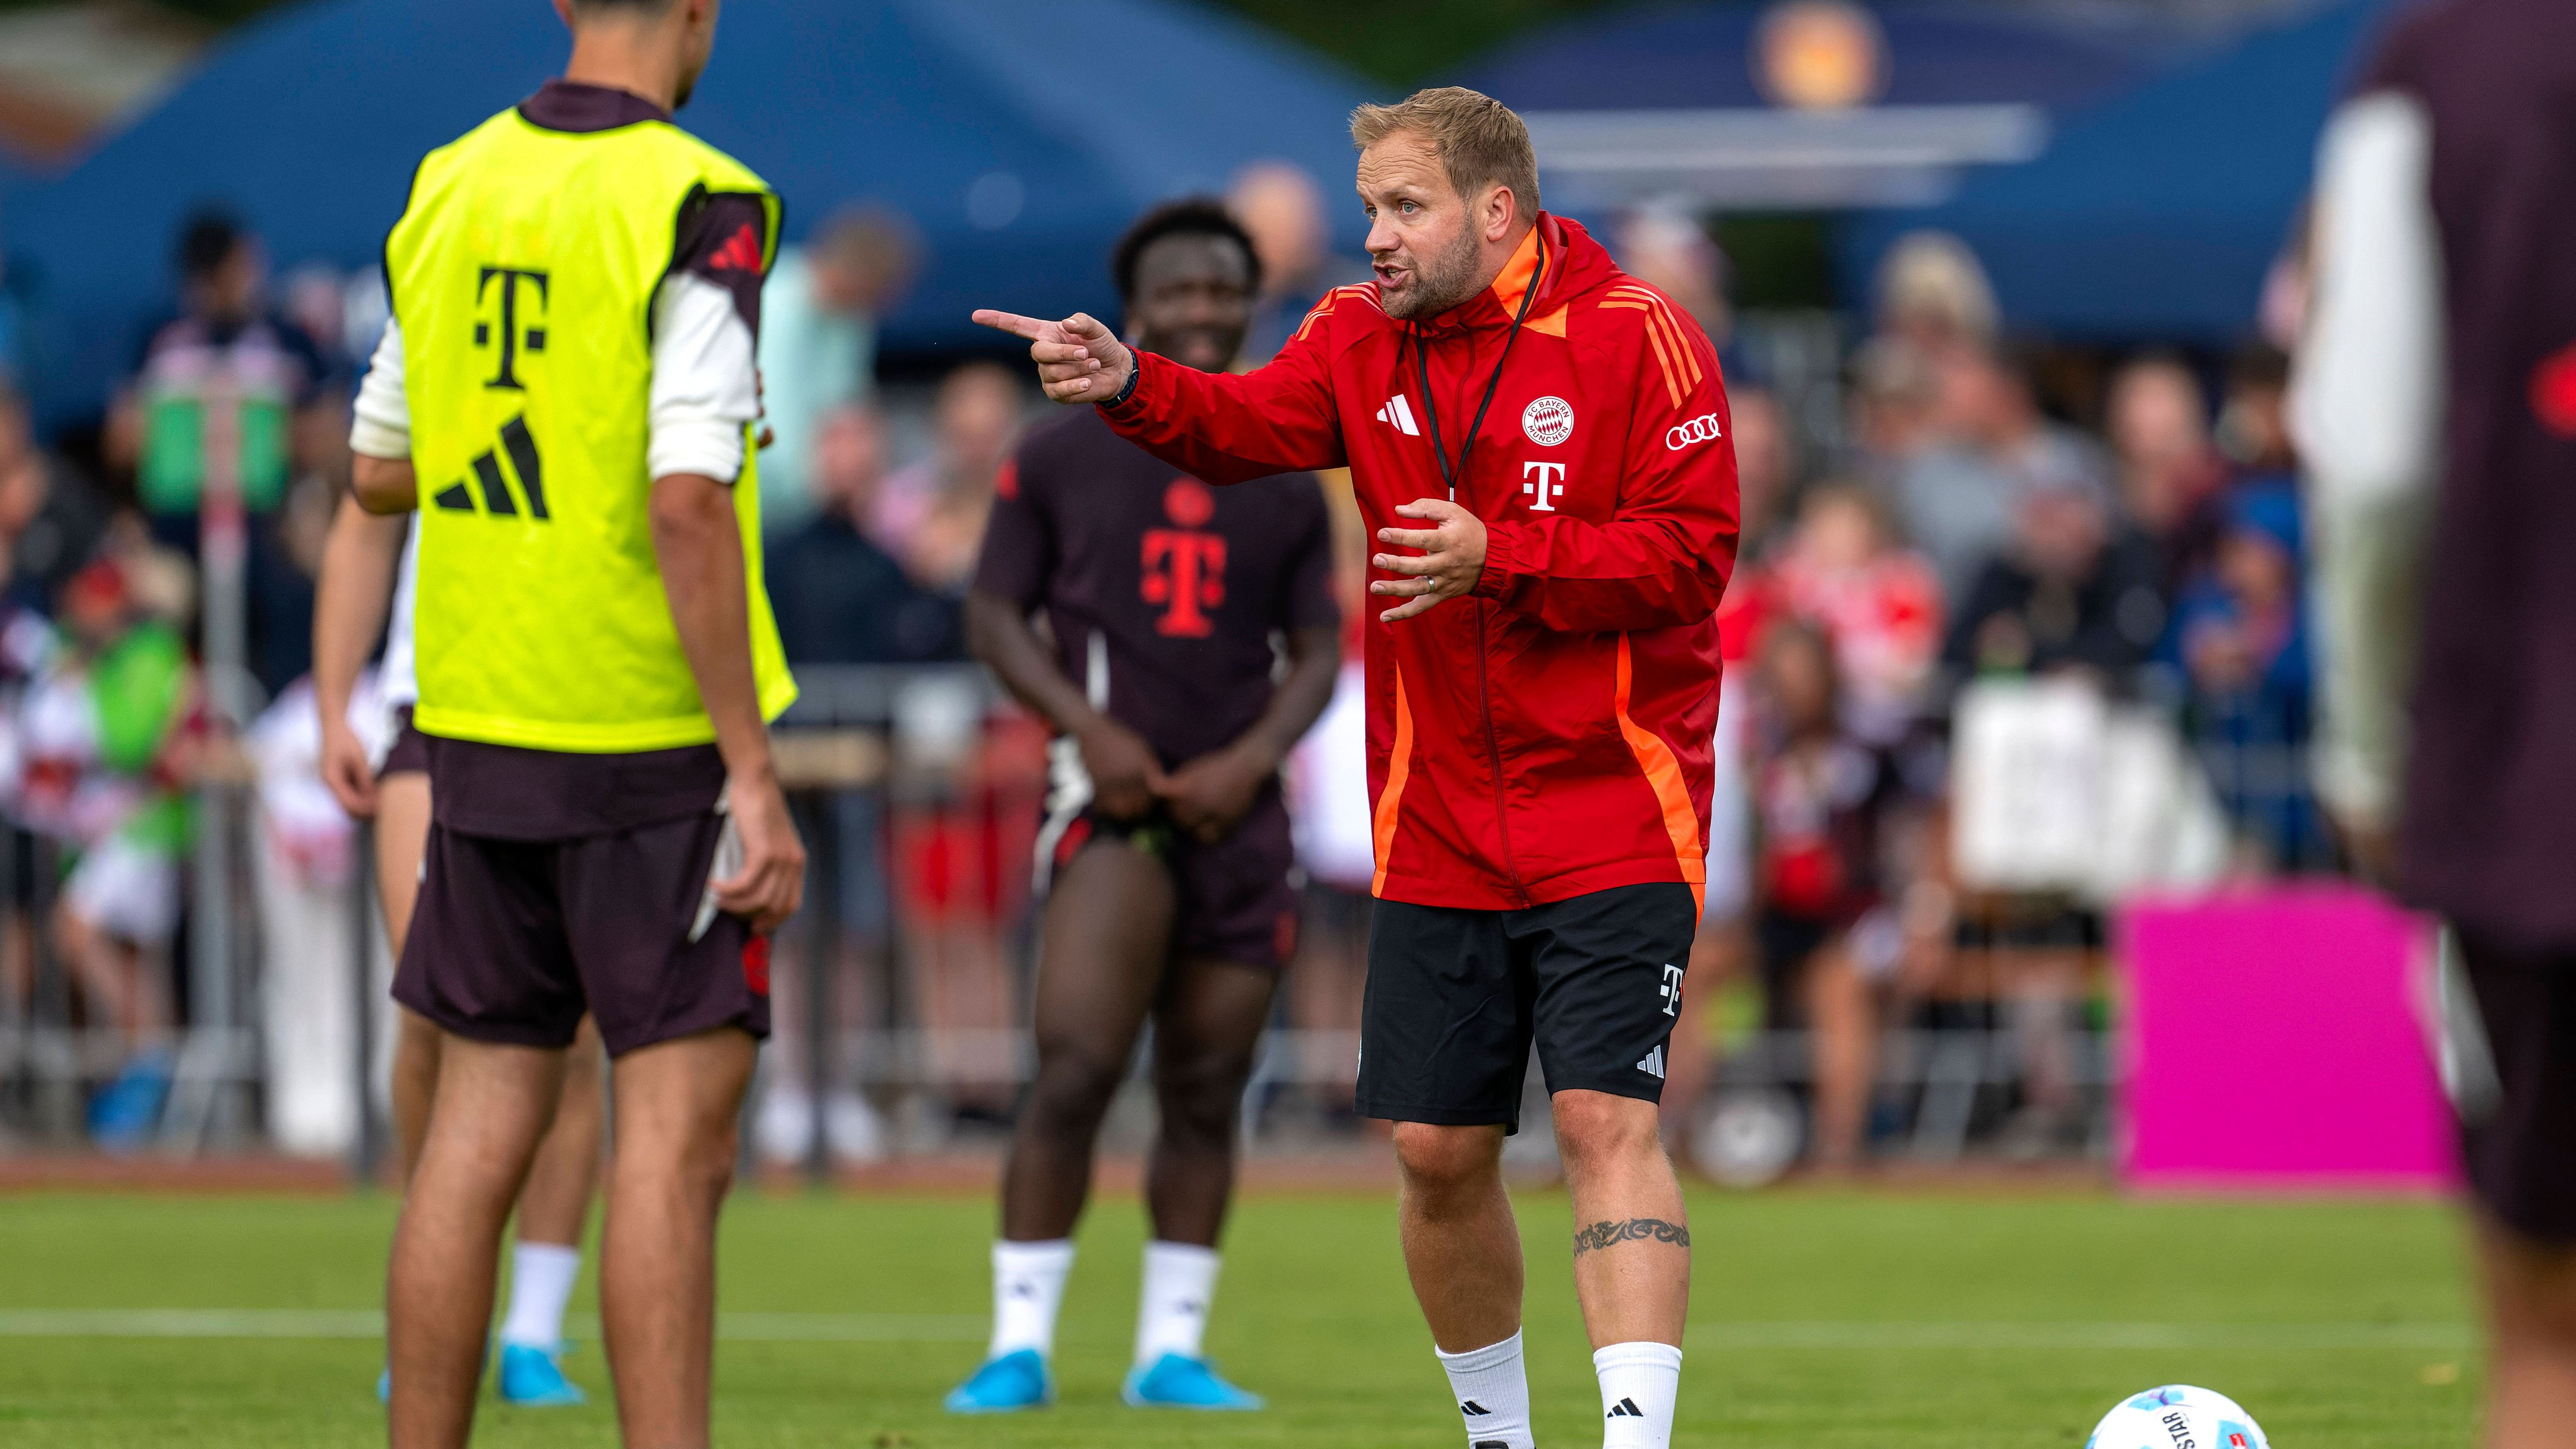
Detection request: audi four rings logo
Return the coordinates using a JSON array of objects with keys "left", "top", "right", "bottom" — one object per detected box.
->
[{"left": 1667, "top": 413, "right": 1724, "bottom": 450}]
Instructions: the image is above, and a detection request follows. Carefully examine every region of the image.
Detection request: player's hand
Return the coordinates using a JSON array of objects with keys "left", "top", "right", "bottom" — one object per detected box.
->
[
  {"left": 1078, "top": 717, "right": 1167, "bottom": 823},
  {"left": 1156, "top": 743, "right": 1272, "bottom": 846},
  {"left": 318, "top": 718, "right": 377, "bottom": 819},
  {"left": 715, "top": 768, "right": 807, "bottom": 936},
  {"left": 1371, "top": 498, "right": 1488, "bottom": 623},
  {"left": 971, "top": 310, "right": 1136, "bottom": 405}
]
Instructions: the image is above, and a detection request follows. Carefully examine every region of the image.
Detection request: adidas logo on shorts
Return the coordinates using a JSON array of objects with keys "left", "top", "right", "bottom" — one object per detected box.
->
[{"left": 1635, "top": 1045, "right": 1666, "bottom": 1079}]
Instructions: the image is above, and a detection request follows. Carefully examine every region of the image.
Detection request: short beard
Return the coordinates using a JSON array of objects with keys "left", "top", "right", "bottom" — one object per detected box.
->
[{"left": 1382, "top": 224, "right": 1482, "bottom": 320}]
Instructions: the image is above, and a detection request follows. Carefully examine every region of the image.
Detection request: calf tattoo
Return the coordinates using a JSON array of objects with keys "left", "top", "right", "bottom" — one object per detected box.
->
[{"left": 1570, "top": 1217, "right": 1691, "bottom": 1256}]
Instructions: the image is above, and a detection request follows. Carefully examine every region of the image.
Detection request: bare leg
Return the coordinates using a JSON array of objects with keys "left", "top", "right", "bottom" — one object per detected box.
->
[
  {"left": 2478, "top": 1217, "right": 2576, "bottom": 1449},
  {"left": 55, "top": 903, "right": 132, "bottom": 1040},
  {"left": 1555, "top": 1090, "right": 1689, "bottom": 1350},
  {"left": 597, "top": 1026, "right": 757, "bottom": 1449},
  {"left": 998, "top": 840, "right": 1175, "bottom": 1242},
  {"left": 1803, "top": 937, "right": 1877, "bottom": 1168},
  {"left": 378, "top": 773, "right": 439, "bottom": 1188},
  {"left": 516, "top": 1015, "right": 605, "bottom": 1248},
  {"left": 390, "top": 1009, "right": 444, "bottom": 1188},
  {"left": 2004, "top": 945, "right": 2084, "bottom": 1127},
  {"left": 386, "top": 1037, "right": 565, "bottom": 1449},
  {"left": 376, "top": 773, "right": 431, "bottom": 957},
  {"left": 1393, "top": 1121, "right": 1523, "bottom": 1352},
  {"left": 1142, "top": 956, "right": 1276, "bottom": 1247}
]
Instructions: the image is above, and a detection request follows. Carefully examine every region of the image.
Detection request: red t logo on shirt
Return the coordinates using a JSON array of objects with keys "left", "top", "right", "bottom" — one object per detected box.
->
[
  {"left": 1141, "top": 477, "right": 1227, "bottom": 636},
  {"left": 1142, "top": 531, "right": 1227, "bottom": 636}
]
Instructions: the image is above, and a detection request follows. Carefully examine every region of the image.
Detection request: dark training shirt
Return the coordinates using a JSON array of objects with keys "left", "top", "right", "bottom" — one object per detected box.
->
[
  {"left": 973, "top": 406, "right": 1337, "bottom": 766},
  {"left": 2364, "top": 0, "right": 2576, "bottom": 950}
]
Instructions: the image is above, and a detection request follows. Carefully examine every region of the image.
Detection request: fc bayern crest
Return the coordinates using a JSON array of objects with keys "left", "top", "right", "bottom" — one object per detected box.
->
[{"left": 1521, "top": 395, "right": 1575, "bottom": 446}]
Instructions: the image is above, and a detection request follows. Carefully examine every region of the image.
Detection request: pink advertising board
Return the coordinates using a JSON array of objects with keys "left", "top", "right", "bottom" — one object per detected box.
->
[{"left": 2116, "top": 887, "right": 2460, "bottom": 1192}]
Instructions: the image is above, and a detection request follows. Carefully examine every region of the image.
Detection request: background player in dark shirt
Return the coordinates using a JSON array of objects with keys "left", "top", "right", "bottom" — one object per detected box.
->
[{"left": 946, "top": 201, "right": 1340, "bottom": 1414}]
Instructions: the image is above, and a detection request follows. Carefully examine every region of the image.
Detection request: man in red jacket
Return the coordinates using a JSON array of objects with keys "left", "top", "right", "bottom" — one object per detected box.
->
[{"left": 979, "top": 86, "right": 1737, "bottom": 1449}]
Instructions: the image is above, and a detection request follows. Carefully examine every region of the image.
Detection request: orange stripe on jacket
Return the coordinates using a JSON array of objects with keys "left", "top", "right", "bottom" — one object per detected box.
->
[
  {"left": 1615, "top": 634, "right": 1707, "bottom": 916},
  {"left": 1604, "top": 298, "right": 1686, "bottom": 408},
  {"left": 1612, "top": 287, "right": 1702, "bottom": 390},
  {"left": 1370, "top": 661, "right": 1416, "bottom": 898},
  {"left": 1618, "top": 287, "right": 1700, "bottom": 388}
]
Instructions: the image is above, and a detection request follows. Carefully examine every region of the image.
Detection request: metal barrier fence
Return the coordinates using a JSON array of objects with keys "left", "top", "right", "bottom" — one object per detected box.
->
[{"left": 0, "top": 664, "right": 2327, "bottom": 1177}]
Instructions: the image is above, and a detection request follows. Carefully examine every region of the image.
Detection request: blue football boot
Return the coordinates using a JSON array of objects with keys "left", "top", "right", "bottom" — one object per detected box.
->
[
  {"left": 944, "top": 1348, "right": 1053, "bottom": 1412},
  {"left": 1122, "top": 1352, "right": 1264, "bottom": 1410},
  {"left": 495, "top": 1342, "right": 586, "bottom": 1407}
]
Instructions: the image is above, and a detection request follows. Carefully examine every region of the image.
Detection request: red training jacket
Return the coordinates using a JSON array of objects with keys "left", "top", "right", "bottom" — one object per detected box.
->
[{"left": 1103, "top": 214, "right": 1739, "bottom": 912}]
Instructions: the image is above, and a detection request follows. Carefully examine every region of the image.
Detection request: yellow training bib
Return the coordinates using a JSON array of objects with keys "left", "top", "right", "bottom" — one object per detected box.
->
[{"left": 385, "top": 105, "right": 794, "bottom": 753}]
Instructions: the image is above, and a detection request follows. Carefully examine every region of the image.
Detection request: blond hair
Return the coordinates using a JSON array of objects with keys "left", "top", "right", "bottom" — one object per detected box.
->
[{"left": 1349, "top": 87, "right": 1541, "bottom": 220}]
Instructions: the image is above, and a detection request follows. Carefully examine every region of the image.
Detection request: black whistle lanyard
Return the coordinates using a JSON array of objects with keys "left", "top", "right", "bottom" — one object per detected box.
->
[{"left": 1412, "top": 240, "right": 1545, "bottom": 504}]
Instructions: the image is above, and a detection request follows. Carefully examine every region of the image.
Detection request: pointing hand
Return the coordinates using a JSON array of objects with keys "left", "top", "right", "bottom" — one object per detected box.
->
[{"left": 972, "top": 310, "right": 1136, "bottom": 405}]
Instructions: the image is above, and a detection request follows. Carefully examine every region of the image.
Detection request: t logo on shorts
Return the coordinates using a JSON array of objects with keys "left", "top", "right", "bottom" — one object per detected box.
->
[{"left": 1659, "top": 963, "right": 1685, "bottom": 1017}]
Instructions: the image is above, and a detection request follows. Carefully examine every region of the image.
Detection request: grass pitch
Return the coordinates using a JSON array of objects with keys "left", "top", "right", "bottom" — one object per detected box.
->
[{"left": 0, "top": 1183, "right": 2478, "bottom": 1446}]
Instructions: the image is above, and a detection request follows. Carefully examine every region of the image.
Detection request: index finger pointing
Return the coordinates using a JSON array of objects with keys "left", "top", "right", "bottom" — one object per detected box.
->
[{"left": 971, "top": 310, "right": 1052, "bottom": 342}]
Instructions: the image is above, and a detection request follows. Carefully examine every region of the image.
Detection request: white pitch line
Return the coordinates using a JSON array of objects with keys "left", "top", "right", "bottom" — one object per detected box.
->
[
  {"left": 0, "top": 1310, "right": 985, "bottom": 1342},
  {"left": 1683, "top": 1322, "right": 2473, "bottom": 1351},
  {"left": 0, "top": 1309, "right": 2465, "bottom": 1351}
]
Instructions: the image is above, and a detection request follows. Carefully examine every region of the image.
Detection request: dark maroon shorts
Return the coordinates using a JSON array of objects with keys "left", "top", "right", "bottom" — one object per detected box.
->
[
  {"left": 2456, "top": 933, "right": 2576, "bottom": 1242},
  {"left": 392, "top": 808, "right": 770, "bottom": 1059},
  {"left": 382, "top": 705, "right": 430, "bottom": 777},
  {"left": 1047, "top": 787, "right": 1300, "bottom": 969}
]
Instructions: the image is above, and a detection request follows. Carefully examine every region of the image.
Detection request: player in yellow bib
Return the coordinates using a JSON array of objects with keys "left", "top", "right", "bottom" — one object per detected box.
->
[{"left": 347, "top": 2, "right": 803, "bottom": 1445}]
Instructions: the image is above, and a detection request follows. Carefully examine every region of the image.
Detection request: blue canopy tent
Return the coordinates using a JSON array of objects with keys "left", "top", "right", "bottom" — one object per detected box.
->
[
  {"left": 1455, "top": 2, "right": 2191, "bottom": 114},
  {"left": 8, "top": 0, "right": 1376, "bottom": 427},
  {"left": 1838, "top": 0, "right": 2404, "bottom": 342},
  {"left": 1448, "top": 3, "right": 2250, "bottom": 216}
]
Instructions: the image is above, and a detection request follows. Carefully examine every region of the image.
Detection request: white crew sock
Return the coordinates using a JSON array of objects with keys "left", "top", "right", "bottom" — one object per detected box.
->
[
  {"left": 498, "top": 1242, "right": 582, "bottom": 1350},
  {"left": 1133, "top": 1240, "right": 1220, "bottom": 1366},
  {"left": 989, "top": 1239, "right": 1076, "bottom": 1359},
  {"left": 1595, "top": 1340, "right": 1683, "bottom": 1449},
  {"left": 1436, "top": 1329, "right": 1535, "bottom": 1449}
]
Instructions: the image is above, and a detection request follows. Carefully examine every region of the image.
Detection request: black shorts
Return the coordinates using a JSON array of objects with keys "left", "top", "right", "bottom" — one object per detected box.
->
[
  {"left": 1356, "top": 882, "right": 1698, "bottom": 1132},
  {"left": 2455, "top": 934, "right": 2576, "bottom": 1243},
  {"left": 1043, "top": 787, "right": 1300, "bottom": 970},
  {"left": 393, "top": 809, "right": 769, "bottom": 1059},
  {"left": 1755, "top": 910, "right": 1834, "bottom": 1032},
  {"left": 382, "top": 705, "right": 430, "bottom": 777}
]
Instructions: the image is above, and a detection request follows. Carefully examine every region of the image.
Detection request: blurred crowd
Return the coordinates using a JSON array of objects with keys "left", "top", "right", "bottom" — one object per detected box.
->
[{"left": 0, "top": 160, "right": 2346, "bottom": 1170}]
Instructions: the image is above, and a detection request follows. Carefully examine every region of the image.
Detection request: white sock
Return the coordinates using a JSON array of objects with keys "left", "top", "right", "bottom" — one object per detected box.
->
[
  {"left": 498, "top": 1241, "right": 582, "bottom": 1350},
  {"left": 989, "top": 1238, "right": 1075, "bottom": 1360},
  {"left": 1436, "top": 1329, "right": 1534, "bottom": 1449},
  {"left": 1595, "top": 1340, "right": 1683, "bottom": 1449},
  {"left": 1133, "top": 1240, "right": 1219, "bottom": 1366}
]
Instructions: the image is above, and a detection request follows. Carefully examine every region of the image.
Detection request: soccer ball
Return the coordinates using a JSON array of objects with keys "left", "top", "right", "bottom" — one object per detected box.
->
[{"left": 2083, "top": 1385, "right": 2269, "bottom": 1449}]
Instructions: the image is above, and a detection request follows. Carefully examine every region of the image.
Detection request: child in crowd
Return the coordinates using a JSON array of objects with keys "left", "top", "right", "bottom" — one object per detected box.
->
[
  {"left": 1758, "top": 483, "right": 1944, "bottom": 744},
  {"left": 2164, "top": 482, "right": 2318, "bottom": 870},
  {"left": 15, "top": 557, "right": 202, "bottom": 1149},
  {"left": 1746, "top": 619, "right": 1907, "bottom": 1170}
]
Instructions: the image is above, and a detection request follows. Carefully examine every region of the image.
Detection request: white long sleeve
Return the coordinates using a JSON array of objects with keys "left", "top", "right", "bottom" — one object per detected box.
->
[
  {"left": 349, "top": 320, "right": 410, "bottom": 461},
  {"left": 646, "top": 270, "right": 759, "bottom": 483},
  {"left": 344, "top": 273, "right": 758, "bottom": 483},
  {"left": 2293, "top": 91, "right": 2442, "bottom": 834},
  {"left": 2291, "top": 92, "right": 2443, "bottom": 507}
]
